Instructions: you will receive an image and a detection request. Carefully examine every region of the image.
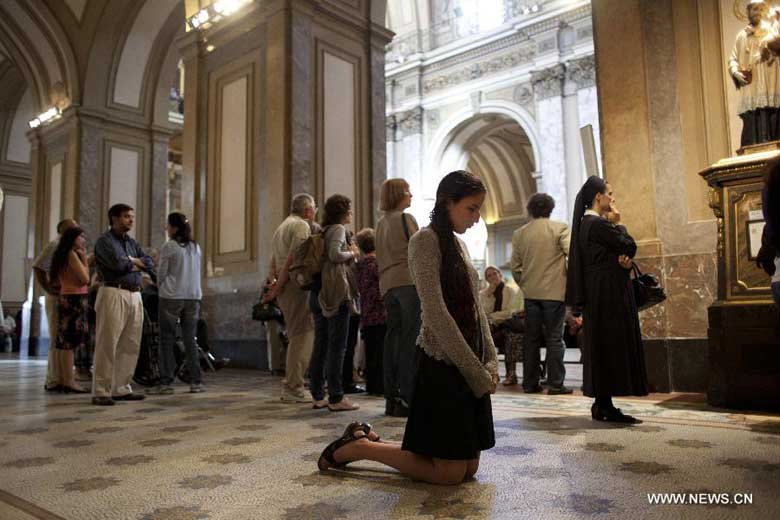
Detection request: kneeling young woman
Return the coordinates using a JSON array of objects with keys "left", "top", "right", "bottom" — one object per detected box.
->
[{"left": 317, "top": 170, "right": 498, "bottom": 485}]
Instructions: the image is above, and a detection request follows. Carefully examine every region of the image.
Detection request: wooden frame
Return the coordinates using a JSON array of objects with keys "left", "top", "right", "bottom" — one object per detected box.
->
[
  {"left": 101, "top": 140, "right": 148, "bottom": 242},
  {"left": 205, "top": 52, "right": 261, "bottom": 276},
  {"left": 314, "top": 31, "right": 370, "bottom": 229}
]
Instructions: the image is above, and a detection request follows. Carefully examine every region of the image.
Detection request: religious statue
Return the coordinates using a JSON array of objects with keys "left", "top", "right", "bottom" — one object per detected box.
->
[{"left": 729, "top": 1, "right": 780, "bottom": 147}]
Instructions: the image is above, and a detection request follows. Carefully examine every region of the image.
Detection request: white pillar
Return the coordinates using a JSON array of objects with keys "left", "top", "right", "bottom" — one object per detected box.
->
[
  {"left": 563, "top": 75, "right": 582, "bottom": 222},
  {"left": 532, "top": 64, "right": 568, "bottom": 221}
]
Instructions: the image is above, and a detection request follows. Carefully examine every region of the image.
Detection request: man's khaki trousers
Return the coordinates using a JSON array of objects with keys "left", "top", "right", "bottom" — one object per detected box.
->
[
  {"left": 44, "top": 293, "right": 62, "bottom": 387},
  {"left": 92, "top": 287, "right": 143, "bottom": 397},
  {"left": 276, "top": 284, "right": 313, "bottom": 392}
]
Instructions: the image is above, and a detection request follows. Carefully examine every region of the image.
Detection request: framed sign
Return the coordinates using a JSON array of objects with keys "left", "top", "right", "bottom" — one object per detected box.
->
[{"left": 746, "top": 219, "right": 765, "bottom": 260}]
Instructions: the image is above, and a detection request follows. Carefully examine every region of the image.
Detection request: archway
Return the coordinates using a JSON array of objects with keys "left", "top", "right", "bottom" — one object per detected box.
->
[{"left": 411, "top": 105, "right": 539, "bottom": 271}]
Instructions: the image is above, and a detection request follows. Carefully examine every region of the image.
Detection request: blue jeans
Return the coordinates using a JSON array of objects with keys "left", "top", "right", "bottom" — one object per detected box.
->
[
  {"left": 158, "top": 298, "right": 201, "bottom": 386},
  {"left": 523, "top": 299, "right": 566, "bottom": 389},
  {"left": 772, "top": 282, "right": 780, "bottom": 304},
  {"left": 382, "top": 285, "right": 421, "bottom": 405},
  {"left": 308, "top": 289, "right": 350, "bottom": 404}
]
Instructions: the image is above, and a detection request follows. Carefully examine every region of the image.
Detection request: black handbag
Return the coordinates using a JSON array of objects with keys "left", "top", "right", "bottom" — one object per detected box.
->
[
  {"left": 631, "top": 262, "right": 666, "bottom": 311},
  {"left": 502, "top": 313, "right": 527, "bottom": 334},
  {"left": 252, "top": 300, "right": 283, "bottom": 322}
]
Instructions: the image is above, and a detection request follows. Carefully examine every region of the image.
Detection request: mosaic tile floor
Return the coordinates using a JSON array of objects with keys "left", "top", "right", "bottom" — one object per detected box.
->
[{"left": 0, "top": 357, "right": 778, "bottom": 520}]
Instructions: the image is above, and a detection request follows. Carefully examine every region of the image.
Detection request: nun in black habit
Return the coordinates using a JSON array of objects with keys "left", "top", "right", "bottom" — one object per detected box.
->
[{"left": 565, "top": 176, "right": 648, "bottom": 424}]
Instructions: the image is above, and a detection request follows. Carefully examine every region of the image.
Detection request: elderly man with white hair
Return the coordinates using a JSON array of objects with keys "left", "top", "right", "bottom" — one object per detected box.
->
[{"left": 265, "top": 194, "right": 318, "bottom": 403}]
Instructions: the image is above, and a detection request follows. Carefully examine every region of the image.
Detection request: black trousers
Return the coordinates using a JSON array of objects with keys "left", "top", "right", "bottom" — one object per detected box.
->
[{"left": 362, "top": 324, "right": 386, "bottom": 395}]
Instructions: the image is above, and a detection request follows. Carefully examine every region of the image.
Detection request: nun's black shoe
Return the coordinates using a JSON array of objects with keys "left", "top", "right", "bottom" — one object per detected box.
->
[
  {"left": 605, "top": 408, "right": 641, "bottom": 424},
  {"left": 45, "top": 384, "right": 63, "bottom": 392},
  {"left": 592, "top": 404, "right": 641, "bottom": 424}
]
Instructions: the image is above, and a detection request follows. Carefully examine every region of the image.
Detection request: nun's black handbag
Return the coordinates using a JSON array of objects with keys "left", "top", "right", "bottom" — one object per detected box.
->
[{"left": 631, "top": 263, "right": 666, "bottom": 311}]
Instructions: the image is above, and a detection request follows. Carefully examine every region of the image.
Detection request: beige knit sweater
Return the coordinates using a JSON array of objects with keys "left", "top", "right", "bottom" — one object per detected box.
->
[{"left": 408, "top": 227, "right": 498, "bottom": 397}]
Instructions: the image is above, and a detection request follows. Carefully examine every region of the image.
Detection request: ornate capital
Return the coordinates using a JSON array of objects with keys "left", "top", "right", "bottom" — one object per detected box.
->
[
  {"left": 531, "top": 64, "right": 565, "bottom": 100},
  {"left": 566, "top": 55, "right": 596, "bottom": 89}
]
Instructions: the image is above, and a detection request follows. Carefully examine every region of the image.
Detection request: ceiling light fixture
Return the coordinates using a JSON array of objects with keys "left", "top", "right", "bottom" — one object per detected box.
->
[
  {"left": 28, "top": 107, "right": 61, "bottom": 129},
  {"left": 188, "top": 0, "right": 254, "bottom": 30}
]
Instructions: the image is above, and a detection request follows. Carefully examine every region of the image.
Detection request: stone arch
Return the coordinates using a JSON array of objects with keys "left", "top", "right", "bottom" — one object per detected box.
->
[
  {"left": 83, "top": 0, "right": 183, "bottom": 123},
  {"left": 0, "top": 0, "right": 80, "bottom": 110},
  {"left": 423, "top": 100, "right": 542, "bottom": 208},
  {"left": 111, "top": 0, "right": 181, "bottom": 110}
]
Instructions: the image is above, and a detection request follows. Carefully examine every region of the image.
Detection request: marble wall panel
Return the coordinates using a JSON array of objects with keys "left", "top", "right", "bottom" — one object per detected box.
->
[
  {"left": 1, "top": 194, "right": 29, "bottom": 302},
  {"left": 664, "top": 252, "right": 717, "bottom": 338},
  {"left": 635, "top": 256, "right": 666, "bottom": 339}
]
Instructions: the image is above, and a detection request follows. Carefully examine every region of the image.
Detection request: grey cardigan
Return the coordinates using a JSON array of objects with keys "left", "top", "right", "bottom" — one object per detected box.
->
[
  {"left": 318, "top": 224, "right": 359, "bottom": 317},
  {"left": 408, "top": 227, "right": 498, "bottom": 397}
]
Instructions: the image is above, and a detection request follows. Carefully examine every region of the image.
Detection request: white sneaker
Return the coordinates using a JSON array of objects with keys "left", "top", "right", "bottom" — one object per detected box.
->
[
  {"left": 190, "top": 383, "right": 206, "bottom": 393},
  {"left": 312, "top": 398, "right": 328, "bottom": 409},
  {"left": 328, "top": 398, "right": 360, "bottom": 412},
  {"left": 281, "top": 388, "right": 310, "bottom": 403}
]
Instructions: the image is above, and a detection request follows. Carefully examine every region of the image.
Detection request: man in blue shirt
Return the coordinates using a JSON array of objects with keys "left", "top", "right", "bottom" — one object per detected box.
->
[{"left": 92, "top": 204, "right": 153, "bottom": 405}]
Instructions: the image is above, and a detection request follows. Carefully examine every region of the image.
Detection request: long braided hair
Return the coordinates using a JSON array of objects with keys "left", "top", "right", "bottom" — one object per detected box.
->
[{"left": 429, "top": 170, "right": 486, "bottom": 348}]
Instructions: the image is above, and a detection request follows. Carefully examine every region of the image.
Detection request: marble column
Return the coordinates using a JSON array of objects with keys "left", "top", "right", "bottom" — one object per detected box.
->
[
  {"left": 532, "top": 64, "right": 568, "bottom": 220},
  {"left": 394, "top": 106, "right": 425, "bottom": 221},
  {"left": 370, "top": 24, "right": 391, "bottom": 222},
  {"left": 562, "top": 67, "right": 582, "bottom": 219}
]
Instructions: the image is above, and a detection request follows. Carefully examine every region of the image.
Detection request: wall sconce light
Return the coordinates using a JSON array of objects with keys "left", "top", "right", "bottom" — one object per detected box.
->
[
  {"left": 187, "top": 0, "right": 254, "bottom": 31},
  {"left": 28, "top": 107, "right": 61, "bottom": 129}
]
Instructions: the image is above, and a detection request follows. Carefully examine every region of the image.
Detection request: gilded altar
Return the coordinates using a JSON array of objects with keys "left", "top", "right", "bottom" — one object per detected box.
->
[
  {"left": 700, "top": 150, "right": 774, "bottom": 303},
  {"left": 699, "top": 149, "right": 779, "bottom": 410}
]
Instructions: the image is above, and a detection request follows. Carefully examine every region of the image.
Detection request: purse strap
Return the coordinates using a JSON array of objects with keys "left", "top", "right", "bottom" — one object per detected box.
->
[
  {"left": 630, "top": 261, "right": 643, "bottom": 278},
  {"left": 401, "top": 213, "right": 411, "bottom": 241}
]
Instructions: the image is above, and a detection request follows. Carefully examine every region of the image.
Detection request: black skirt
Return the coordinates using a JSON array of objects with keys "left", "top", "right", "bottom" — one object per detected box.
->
[{"left": 401, "top": 350, "right": 495, "bottom": 460}]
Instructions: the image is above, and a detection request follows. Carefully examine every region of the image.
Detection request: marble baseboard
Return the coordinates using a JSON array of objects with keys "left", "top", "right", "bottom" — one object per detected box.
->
[
  {"left": 200, "top": 291, "right": 264, "bottom": 340},
  {"left": 643, "top": 338, "right": 708, "bottom": 393},
  {"left": 211, "top": 339, "right": 268, "bottom": 371}
]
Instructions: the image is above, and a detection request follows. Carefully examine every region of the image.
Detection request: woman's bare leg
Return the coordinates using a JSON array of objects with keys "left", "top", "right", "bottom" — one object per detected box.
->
[
  {"left": 59, "top": 350, "right": 84, "bottom": 390},
  {"left": 331, "top": 433, "right": 469, "bottom": 485}
]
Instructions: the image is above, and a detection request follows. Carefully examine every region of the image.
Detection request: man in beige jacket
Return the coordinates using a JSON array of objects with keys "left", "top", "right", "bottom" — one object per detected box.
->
[
  {"left": 511, "top": 193, "right": 572, "bottom": 395},
  {"left": 264, "top": 194, "right": 317, "bottom": 403}
]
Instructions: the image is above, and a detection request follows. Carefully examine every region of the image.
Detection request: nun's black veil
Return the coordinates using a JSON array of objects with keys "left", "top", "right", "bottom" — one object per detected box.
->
[{"left": 565, "top": 176, "right": 607, "bottom": 308}]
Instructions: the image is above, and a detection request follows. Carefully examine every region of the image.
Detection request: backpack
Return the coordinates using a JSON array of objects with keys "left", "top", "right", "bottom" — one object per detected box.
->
[{"left": 289, "top": 232, "right": 325, "bottom": 290}]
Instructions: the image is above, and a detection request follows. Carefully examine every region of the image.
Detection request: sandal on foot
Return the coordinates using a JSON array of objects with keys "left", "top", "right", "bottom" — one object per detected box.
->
[
  {"left": 343, "top": 421, "right": 380, "bottom": 442},
  {"left": 317, "top": 431, "right": 367, "bottom": 471}
]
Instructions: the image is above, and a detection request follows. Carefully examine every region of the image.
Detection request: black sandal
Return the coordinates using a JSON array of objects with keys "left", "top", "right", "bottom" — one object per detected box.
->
[
  {"left": 318, "top": 431, "right": 367, "bottom": 471},
  {"left": 342, "top": 421, "right": 380, "bottom": 442}
]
